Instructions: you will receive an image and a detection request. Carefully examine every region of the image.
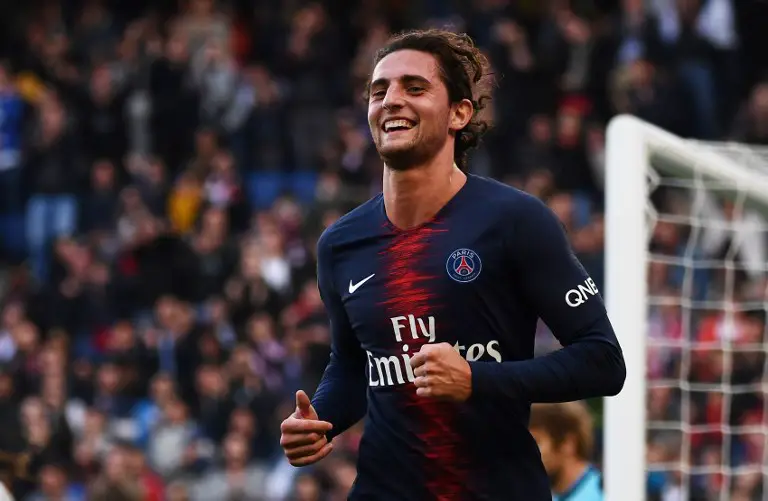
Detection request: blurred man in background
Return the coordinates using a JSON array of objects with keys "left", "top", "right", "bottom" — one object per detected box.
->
[{"left": 529, "top": 402, "right": 603, "bottom": 501}]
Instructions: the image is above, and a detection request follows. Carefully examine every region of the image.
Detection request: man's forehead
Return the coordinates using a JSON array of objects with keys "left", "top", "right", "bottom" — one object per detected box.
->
[{"left": 371, "top": 49, "right": 440, "bottom": 82}]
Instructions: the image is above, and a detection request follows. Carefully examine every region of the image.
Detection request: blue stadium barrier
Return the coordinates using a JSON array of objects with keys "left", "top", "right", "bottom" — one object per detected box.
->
[
  {"left": 246, "top": 171, "right": 319, "bottom": 209},
  {"left": 288, "top": 171, "right": 318, "bottom": 205},
  {"left": 246, "top": 171, "right": 284, "bottom": 210}
]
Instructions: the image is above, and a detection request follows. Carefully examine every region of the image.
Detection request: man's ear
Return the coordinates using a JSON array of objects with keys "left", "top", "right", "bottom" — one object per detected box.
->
[
  {"left": 450, "top": 98, "right": 474, "bottom": 132},
  {"left": 561, "top": 433, "right": 579, "bottom": 457}
]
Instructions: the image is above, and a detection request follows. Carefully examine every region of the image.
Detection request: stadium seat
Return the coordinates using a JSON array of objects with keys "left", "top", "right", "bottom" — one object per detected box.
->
[{"left": 246, "top": 171, "right": 285, "bottom": 210}]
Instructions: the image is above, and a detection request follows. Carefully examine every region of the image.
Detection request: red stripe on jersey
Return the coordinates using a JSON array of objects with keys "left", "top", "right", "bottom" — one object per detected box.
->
[{"left": 379, "top": 223, "right": 470, "bottom": 501}]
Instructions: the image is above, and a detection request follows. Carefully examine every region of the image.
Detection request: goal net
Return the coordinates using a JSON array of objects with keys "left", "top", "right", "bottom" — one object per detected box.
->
[{"left": 603, "top": 115, "right": 768, "bottom": 501}]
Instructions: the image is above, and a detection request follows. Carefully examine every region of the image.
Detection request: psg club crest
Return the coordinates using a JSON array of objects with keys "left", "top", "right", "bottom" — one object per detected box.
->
[{"left": 446, "top": 248, "right": 482, "bottom": 283}]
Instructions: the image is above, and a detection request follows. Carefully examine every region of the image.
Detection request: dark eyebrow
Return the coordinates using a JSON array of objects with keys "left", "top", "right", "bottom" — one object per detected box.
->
[
  {"left": 400, "top": 75, "right": 431, "bottom": 86},
  {"left": 369, "top": 78, "right": 389, "bottom": 90},
  {"left": 369, "top": 75, "right": 431, "bottom": 91}
]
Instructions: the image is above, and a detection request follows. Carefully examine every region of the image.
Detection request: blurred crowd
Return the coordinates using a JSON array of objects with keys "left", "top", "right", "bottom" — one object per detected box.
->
[{"left": 0, "top": 0, "right": 766, "bottom": 500}]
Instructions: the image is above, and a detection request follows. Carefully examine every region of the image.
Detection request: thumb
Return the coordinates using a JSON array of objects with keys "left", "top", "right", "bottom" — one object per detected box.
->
[{"left": 295, "top": 390, "right": 315, "bottom": 419}]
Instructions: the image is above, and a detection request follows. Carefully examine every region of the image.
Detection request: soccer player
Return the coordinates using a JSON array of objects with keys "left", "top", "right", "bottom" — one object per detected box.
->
[
  {"left": 529, "top": 402, "right": 603, "bottom": 501},
  {"left": 280, "top": 29, "right": 626, "bottom": 500}
]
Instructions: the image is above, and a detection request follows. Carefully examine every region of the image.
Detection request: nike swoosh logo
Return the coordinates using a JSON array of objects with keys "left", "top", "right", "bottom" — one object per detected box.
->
[{"left": 349, "top": 274, "right": 375, "bottom": 294}]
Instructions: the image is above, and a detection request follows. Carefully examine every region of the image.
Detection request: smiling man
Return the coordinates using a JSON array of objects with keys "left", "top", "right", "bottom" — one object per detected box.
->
[{"left": 279, "top": 29, "right": 626, "bottom": 501}]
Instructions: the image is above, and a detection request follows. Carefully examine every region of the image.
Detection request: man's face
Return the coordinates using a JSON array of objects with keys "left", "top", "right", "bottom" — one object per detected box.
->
[
  {"left": 367, "top": 50, "right": 452, "bottom": 169},
  {"left": 530, "top": 427, "right": 565, "bottom": 484}
]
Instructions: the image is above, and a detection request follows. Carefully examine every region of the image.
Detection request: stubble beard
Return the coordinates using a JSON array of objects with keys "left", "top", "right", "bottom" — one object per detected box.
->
[{"left": 377, "top": 131, "right": 445, "bottom": 171}]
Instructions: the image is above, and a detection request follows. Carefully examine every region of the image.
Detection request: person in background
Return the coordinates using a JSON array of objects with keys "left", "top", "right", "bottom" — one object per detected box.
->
[{"left": 529, "top": 402, "right": 603, "bottom": 501}]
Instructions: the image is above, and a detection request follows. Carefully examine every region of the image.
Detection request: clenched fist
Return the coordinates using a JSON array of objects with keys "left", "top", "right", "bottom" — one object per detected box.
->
[
  {"left": 280, "top": 390, "right": 334, "bottom": 467},
  {"left": 410, "top": 342, "right": 473, "bottom": 402}
]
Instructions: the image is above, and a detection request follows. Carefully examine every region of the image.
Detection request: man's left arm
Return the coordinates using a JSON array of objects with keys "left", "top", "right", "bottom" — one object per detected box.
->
[{"left": 469, "top": 196, "right": 626, "bottom": 403}]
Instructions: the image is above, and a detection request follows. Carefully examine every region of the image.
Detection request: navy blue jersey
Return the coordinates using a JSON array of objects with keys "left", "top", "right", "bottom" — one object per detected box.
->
[{"left": 312, "top": 174, "right": 625, "bottom": 501}]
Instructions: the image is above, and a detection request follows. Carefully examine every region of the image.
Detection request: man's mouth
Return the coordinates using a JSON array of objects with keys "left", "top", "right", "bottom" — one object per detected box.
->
[{"left": 382, "top": 119, "right": 416, "bottom": 133}]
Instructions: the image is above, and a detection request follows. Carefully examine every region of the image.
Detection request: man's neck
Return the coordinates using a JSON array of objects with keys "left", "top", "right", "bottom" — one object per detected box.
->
[
  {"left": 553, "top": 460, "right": 591, "bottom": 495},
  {"left": 382, "top": 150, "right": 466, "bottom": 230}
]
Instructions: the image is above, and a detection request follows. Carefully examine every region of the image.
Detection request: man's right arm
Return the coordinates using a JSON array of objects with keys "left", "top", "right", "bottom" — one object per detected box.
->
[{"left": 311, "top": 231, "right": 368, "bottom": 440}]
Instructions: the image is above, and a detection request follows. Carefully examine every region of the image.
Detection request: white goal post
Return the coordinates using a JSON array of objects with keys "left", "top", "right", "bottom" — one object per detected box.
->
[{"left": 603, "top": 115, "right": 768, "bottom": 501}]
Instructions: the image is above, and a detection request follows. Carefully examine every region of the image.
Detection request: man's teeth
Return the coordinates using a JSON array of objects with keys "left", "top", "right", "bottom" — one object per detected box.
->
[{"left": 384, "top": 119, "right": 414, "bottom": 132}]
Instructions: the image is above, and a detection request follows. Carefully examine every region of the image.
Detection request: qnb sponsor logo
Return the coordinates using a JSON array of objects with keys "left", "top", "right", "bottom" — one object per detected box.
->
[
  {"left": 366, "top": 314, "right": 503, "bottom": 388},
  {"left": 564, "top": 277, "right": 599, "bottom": 308}
]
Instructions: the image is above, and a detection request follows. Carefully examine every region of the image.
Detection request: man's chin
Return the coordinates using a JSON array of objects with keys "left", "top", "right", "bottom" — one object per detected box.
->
[{"left": 378, "top": 146, "right": 420, "bottom": 170}]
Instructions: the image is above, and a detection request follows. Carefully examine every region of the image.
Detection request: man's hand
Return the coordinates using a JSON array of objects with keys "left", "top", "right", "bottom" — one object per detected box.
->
[
  {"left": 280, "top": 390, "right": 334, "bottom": 467},
  {"left": 410, "top": 343, "right": 473, "bottom": 402}
]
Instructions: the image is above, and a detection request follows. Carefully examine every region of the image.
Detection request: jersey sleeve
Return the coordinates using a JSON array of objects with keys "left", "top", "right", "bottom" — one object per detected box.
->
[
  {"left": 509, "top": 196, "right": 607, "bottom": 339},
  {"left": 469, "top": 194, "right": 626, "bottom": 403},
  {"left": 310, "top": 230, "right": 368, "bottom": 440}
]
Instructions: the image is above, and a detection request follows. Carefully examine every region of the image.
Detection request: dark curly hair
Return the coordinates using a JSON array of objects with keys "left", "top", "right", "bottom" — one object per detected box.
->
[{"left": 369, "top": 29, "right": 495, "bottom": 171}]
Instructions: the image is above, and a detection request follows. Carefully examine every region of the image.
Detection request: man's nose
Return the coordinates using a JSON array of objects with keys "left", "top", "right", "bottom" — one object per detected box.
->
[{"left": 382, "top": 87, "right": 405, "bottom": 110}]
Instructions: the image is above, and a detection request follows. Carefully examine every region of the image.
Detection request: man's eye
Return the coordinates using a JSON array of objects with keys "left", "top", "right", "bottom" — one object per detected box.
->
[
  {"left": 371, "top": 90, "right": 385, "bottom": 99},
  {"left": 408, "top": 87, "right": 424, "bottom": 93}
]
